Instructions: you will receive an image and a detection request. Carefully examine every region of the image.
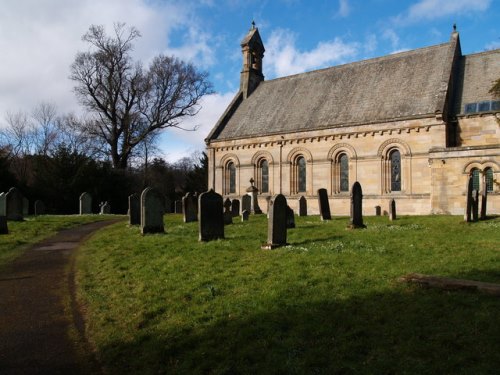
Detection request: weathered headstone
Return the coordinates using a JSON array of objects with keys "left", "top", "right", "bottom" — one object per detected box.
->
[
  {"left": 317, "top": 188, "right": 331, "bottom": 221},
  {"left": 480, "top": 184, "right": 488, "bottom": 220},
  {"left": 100, "top": 201, "right": 111, "bottom": 214},
  {"left": 464, "top": 175, "right": 473, "bottom": 222},
  {"left": 472, "top": 189, "right": 479, "bottom": 222},
  {"left": 262, "top": 194, "right": 288, "bottom": 249},
  {"left": 389, "top": 199, "right": 396, "bottom": 221},
  {"left": 286, "top": 205, "right": 296, "bottom": 229},
  {"left": 174, "top": 200, "right": 182, "bottom": 214},
  {"left": 22, "top": 197, "right": 29, "bottom": 216},
  {"left": 241, "top": 209, "right": 249, "bottom": 222},
  {"left": 375, "top": 205, "right": 381, "bottom": 216},
  {"left": 140, "top": 187, "right": 164, "bottom": 234},
  {"left": 298, "top": 196, "right": 307, "bottom": 216},
  {"left": 0, "top": 192, "right": 7, "bottom": 234},
  {"left": 223, "top": 198, "right": 233, "bottom": 225},
  {"left": 128, "top": 193, "right": 140, "bottom": 225},
  {"left": 349, "top": 182, "right": 366, "bottom": 229},
  {"left": 79, "top": 192, "right": 92, "bottom": 215},
  {"left": 231, "top": 199, "right": 240, "bottom": 217},
  {"left": 34, "top": 200, "right": 45, "bottom": 216},
  {"left": 199, "top": 189, "right": 224, "bottom": 241},
  {"left": 246, "top": 178, "right": 263, "bottom": 214},
  {"left": 6, "top": 187, "right": 24, "bottom": 221},
  {"left": 183, "top": 192, "right": 197, "bottom": 223},
  {"left": 241, "top": 195, "right": 251, "bottom": 214}
]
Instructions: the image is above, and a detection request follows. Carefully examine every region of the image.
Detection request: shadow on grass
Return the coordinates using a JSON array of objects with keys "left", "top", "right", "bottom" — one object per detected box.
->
[{"left": 97, "top": 278, "right": 500, "bottom": 375}]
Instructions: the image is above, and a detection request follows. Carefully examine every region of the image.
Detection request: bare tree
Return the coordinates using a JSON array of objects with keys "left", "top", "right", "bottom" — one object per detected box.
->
[
  {"left": 31, "top": 102, "right": 58, "bottom": 155},
  {"left": 70, "top": 23, "right": 213, "bottom": 169}
]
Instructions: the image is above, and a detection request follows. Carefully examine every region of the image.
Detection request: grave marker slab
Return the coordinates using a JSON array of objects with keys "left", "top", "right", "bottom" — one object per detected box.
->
[
  {"left": 231, "top": 199, "right": 240, "bottom": 217},
  {"left": 100, "top": 201, "right": 111, "bottom": 214},
  {"left": 349, "top": 182, "right": 366, "bottom": 229},
  {"left": 175, "top": 200, "right": 182, "bottom": 214},
  {"left": 23, "top": 197, "right": 29, "bottom": 216},
  {"left": 375, "top": 206, "right": 381, "bottom": 216},
  {"left": 183, "top": 192, "right": 197, "bottom": 223},
  {"left": 464, "top": 175, "right": 473, "bottom": 222},
  {"left": 6, "top": 187, "right": 24, "bottom": 221},
  {"left": 241, "top": 195, "right": 251, "bottom": 214},
  {"left": 246, "top": 178, "right": 262, "bottom": 214},
  {"left": 298, "top": 196, "right": 307, "bottom": 216},
  {"left": 79, "top": 192, "right": 92, "bottom": 215},
  {"left": 241, "top": 209, "right": 249, "bottom": 222},
  {"left": 199, "top": 189, "right": 224, "bottom": 241},
  {"left": 317, "top": 188, "right": 331, "bottom": 221},
  {"left": 223, "top": 198, "right": 233, "bottom": 225},
  {"left": 389, "top": 199, "right": 396, "bottom": 221},
  {"left": 262, "top": 194, "right": 288, "bottom": 249},
  {"left": 141, "top": 187, "right": 165, "bottom": 234},
  {"left": 128, "top": 193, "right": 140, "bottom": 225}
]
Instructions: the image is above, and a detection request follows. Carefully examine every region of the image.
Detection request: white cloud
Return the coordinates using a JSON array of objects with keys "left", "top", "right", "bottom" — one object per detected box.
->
[
  {"left": 337, "top": 0, "right": 350, "bottom": 18},
  {"left": 265, "top": 29, "right": 358, "bottom": 77},
  {"left": 396, "top": 0, "right": 491, "bottom": 23},
  {"left": 364, "top": 34, "right": 378, "bottom": 54},
  {"left": 382, "top": 29, "right": 400, "bottom": 50}
]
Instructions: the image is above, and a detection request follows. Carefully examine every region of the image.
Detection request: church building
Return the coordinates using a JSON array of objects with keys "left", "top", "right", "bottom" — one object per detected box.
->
[{"left": 205, "top": 24, "right": 500, "bottom": 215}]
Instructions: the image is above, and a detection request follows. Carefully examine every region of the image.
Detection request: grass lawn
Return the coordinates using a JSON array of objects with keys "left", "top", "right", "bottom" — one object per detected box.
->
[
  {"left": 0, "top": 214, "right": 121, "bottom": 269},
  {"left": 76, "top": 214, "right": 500, "bottom": 374}
]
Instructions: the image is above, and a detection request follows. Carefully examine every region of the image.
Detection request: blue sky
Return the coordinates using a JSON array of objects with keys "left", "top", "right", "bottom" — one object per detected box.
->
[{"left": 0, "top": 0, "right": 498, "bottom": 162}]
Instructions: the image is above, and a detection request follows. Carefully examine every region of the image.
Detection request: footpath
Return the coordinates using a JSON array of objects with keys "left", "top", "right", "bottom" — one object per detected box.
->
[{"left": 0, "top": 219, "right": 122, "bottom": 374}]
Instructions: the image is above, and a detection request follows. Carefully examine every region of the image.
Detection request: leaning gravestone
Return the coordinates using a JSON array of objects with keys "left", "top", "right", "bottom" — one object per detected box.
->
[
  {"left": 128, "top": 193, "right": 140, "bottom": 225},
  {"left": 262, "top": 194, "right": 288, "bottom": 249},
  {"left": 480, "top": 185, "right": 488, "bottom": 220},
  {"left": 141, "top": 187, "right": 164, "bottom": 234},
  {"left": 317, "top": 188, "right": 331, "bottom": 221},
  {"left": 464, "top": 175, "right": 473, "bottom": 222},
  {"left": 6, "top": 187, "right": 24, "bottom": 221},
  {"left": 183, "top": 192, "right": 197, "bottom": 223},
  {"left": 231, "top": 199, "right": 240, "bottom": 218},
  {"left": 241, "top": 209, "right": 249, "bottom": 222},
  {"left": 0, "top": 192, "right": 7, "bottom": 234},
  {"left": 349, "top": 182, "right": 366, "bottom": 229},
  {"left": 223, "top": 198, "right": 233, "bottom": 225},
  {"left": 79, "top": 192, "right": 92, "bottom": 215},
  {"left": 389, "top": 199, "right": 396, "bottom": 221},
  {"left": 199, "top": 189, "right": 224, "bottom": 241},
  {"left": 286, "top": 205, "right": 296, "bottom": 229},
  {"left": 241, "top": 195, "right": 251, "bottom": 214},
  {"left": 298, "top": 196, "right": 307, "bottom": 216},
  {"left": 472, "top": 189, "right": 479, "bottom": 222},
  {"left": 34, "top": 200, "right": 45, "bottom": 216}
]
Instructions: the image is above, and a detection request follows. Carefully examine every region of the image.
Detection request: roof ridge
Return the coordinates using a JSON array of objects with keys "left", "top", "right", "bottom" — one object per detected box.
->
[{"left": 464, "top": 48, "right": 500, "bottom": 58}]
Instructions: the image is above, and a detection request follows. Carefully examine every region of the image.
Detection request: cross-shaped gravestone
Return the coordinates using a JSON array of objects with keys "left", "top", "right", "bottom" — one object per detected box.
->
[{"left": 223, "top": 198, "right": 233, "bottom": 225}]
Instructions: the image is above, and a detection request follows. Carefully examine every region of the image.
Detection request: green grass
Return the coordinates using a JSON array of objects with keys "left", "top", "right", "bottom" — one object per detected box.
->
[
  {"left": 0, "top": 214, "right": 121, "bottom": 268},
  {"left": 76, "top": 214, "right": 500, "bottom": 374}
]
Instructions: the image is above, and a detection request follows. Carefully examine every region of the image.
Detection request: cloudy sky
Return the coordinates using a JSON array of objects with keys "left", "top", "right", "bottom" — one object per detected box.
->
[{"left": 1, "top": 0, "right": 498, "bottom": 162}]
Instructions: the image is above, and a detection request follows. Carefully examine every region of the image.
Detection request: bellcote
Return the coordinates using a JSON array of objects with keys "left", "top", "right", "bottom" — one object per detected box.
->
[{"left": 240, "top": 22, "right": 265, "bottom": 98}]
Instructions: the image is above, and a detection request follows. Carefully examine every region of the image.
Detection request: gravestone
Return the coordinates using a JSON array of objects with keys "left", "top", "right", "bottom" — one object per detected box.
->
[
  {"left": 0, "top": 192, "right": 7, "bottom": 234},
  {"left": 389, "top": 199, "right": 396, "bottom": 221},
  {"left": 34, "top": 200, "right": 45, "bottom": 215},
  {"left": 174, "top": 200, "right": 182, "bottom": 214},
  {"left": 472, "top": 189, "right": 479, "bottom": 222},
  {"left": 6, "top": 187, "right": 24, "bottom": 221},
  {"left": 266, "top": 196, "right": 272, "bottom": 218},
  {"left": 79, "top": 192, "right": 92, "bottom": 215},
  {"left": 349, "top": 182, "right": 366, "bottom": 229},
  {"left": 23, "top": 197, "right": 29, "bottom": 216},
  {"left": 317, "top": 188, "right": 331, "bottom": 221},
  {"left": 241, "top": 195, "right": 251, "bottom": 214},
  {"left": 246, "top": 178, "right": 263, "bottom": 214},
  {"left": 140, "top": 187, "right": 164, "bottom": 234},
  {"left": 464, "top": 175, "right": 473, "bottom": 222},
  {"left": 199, "top": 189, "right": 224, "bottom": 241},
  {"left": 286, "top": 205, "right": 296, "bottom": 229},
  {"left": 375, "top": 206, "right": 381, "bottom": 216},
  {"left": 231, "top": 199, "right": 240, "bottom": 217},
  {"left": 128, "top": 193, "right": 140, "bottom": 225},
  {"left": 223, "top": 198, "right": 233, "bottom": 225},
  {"left": 183, "top": 192, "right": 197, "bottom": 223},
  {"left": 241, "top": 209, "right": 249, "bottom": 222},
  {"left": 262, "top": 194, "right": 288, "bottom": 249},
  {"left": 298, "top": 196, "right": 307, "bottom": 216},
  {"left": 100, "top": 201, "right": 111, "bottom": 214},
  {"left": 480, "top": 185, "right": 488, "bottom": 220}
]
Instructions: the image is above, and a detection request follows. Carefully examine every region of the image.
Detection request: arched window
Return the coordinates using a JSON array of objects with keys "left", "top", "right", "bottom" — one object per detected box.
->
[
  {"left": 258, "top": 159, "right": 269, "bottom": 193},
  {"left": 297, "top": 156, "right": 306, "bottom": 193},
  {"left": 484, "top": 168, "right": 494, "bottom": 192},
  {"left": 225, "top": 161, "right": 236, "bottom": 194},
  {"left": 471, "top": 168, "right": 480, "bottom": 191},
  {"left": 339, "top": 153, "right": 349, "bottom": 192},
  {"left": 390, "top": 150, "right": 401, "bottom": 192}
]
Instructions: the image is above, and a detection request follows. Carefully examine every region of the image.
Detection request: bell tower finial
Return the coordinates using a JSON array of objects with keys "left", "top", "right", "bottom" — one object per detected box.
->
[{"left": 240, "top": 22, "right": 265, "bottom": 99}]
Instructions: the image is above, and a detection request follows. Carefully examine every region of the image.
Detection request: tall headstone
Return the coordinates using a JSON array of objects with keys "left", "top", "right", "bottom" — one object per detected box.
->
[
  {"left": 22, "top": 197, "right": 29, "bottom": 216},
  {"left": 262, "top": 194, "right": 288, "bottom": 249},
  {"left": 140, "top": 187, "right": 164, "bottom": 234},
  {"left": 6, "top": 187, "right": 24, "bottom": 221},
  {"left": 241, "top": 195, "right": 251, "bottom": 214},
  {"left": 389, "top": 199, "right": 396, "bottom": 221},
  {"left": 349, "top": 182, "right": 366, "bottom": 229},
  {"left": 79, "top": 192, "right": 92, "bottom": 215},
  {"left": 241, "top": 209, "right": 249, "bottom": 222},
  {"left": 472, "top": 189, "right": 479, "bottom": 222},
  {"left": 0, "top": 192, "right": 7, "bottom": 234},
  {"left": 199, "top": 189, "right": 224, "bottom": 241},
  {"left": 375, "top": 206, "right": 381, "bottom": 216},
  {"left": 34, "top": 200, "right": 45, "bottom": 216},
  {"left": 298, "top": 196, "right": 307, "bottom": 216},
  {"left": 246, "top": 178, "right": 262, "bottom": 214},
  {"left": 174, "top": 200, "right": 182, "bottom": 214},
  {"left": 183, "top": 192, "right": 197, "bottom": 223},
  {"left": 286, "top": 205, "right": 296, "bottom": 229},
  {"left": 231, "top": 199, "right": 240, "bottom": 217},
  {"left": 128, "top": 193, "right": 140, "bottom": 225},
  {"left": 100, "top": 201, "right": 111, "bottom": 214},
  {"left": 480, "top": 184, "right": 488, "bottom": 220},
  {"left": 317, "top": 188, "right": 331, "bottom": 221},
  {"left": 223, "top": 198, "right": 233, "bottom": 225},
  {"left": 464, "top": 175, "right": 473, "bottom": 222}
]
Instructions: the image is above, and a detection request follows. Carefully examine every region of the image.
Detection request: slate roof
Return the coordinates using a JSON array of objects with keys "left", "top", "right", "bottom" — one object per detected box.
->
[{"left": 209, "top": 41, "right": 454, "bottom": 141}]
